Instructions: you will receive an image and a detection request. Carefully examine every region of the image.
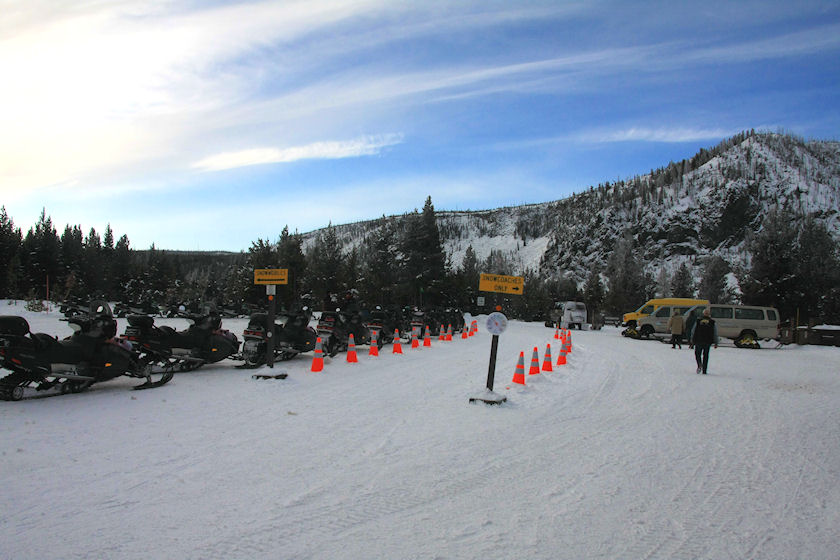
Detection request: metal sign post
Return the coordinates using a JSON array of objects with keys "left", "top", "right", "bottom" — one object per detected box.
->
[
  {"left": 254, "top": 269, "right": 288, "bottom": 369},
  {"left": 469, "top": 311, "right": 508, "bottom": 405},
  {"left": 266, "top": 284, "right": 276, "bottom": 368}
]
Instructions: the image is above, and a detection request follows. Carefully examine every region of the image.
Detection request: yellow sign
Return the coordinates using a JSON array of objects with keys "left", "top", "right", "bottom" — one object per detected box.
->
[
  {"left": 254, "top": 268, "right": 288, "bottom": 285},
  {"left": 479, "top": 273, "right": 524, "bottom": 295}
]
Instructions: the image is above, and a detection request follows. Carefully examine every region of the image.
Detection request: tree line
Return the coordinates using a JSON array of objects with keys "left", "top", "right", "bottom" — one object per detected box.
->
[{"left": 2, "top": 195, "right": 838, "bottom": 325}]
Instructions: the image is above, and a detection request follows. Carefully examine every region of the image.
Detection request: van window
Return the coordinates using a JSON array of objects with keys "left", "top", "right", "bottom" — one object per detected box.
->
[
  {"left": 653, "top": 307, "right": 670, "bottom": 317},
  {"left": 710, "top": 307, "right": 733, "bottom": 319},
  {"left": 735, "top": 308, "right": 764, "bottom": 320},
  {"left": 766, "top": 309, "right": 777, "bottom": 321},
  {"left": 639, "top": 304, "right": 654, "bottom": 314},
  {"left": 572, "top": 303, "right": 586, "bottom": 310},
  {"left": 674, "top": 307, "right": 692, "bottom": 315}
]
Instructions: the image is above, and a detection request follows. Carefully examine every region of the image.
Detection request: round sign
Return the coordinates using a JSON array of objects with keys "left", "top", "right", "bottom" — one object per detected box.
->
[{"left": 486, "top": 312, "right": 508, "bottom": 335}]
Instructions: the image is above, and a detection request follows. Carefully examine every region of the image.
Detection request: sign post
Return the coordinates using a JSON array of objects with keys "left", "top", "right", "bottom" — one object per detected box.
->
[
  {"left": 254, "top": 269, "right": 288, "bottom": 368},
  {"left": 469, "top": 311, "right": 508, "bottom": 405}
]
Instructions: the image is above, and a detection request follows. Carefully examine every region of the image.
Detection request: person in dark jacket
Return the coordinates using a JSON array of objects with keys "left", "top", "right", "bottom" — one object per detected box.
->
[{"left": 689, "top": 308, "right": 718, "bottom": 374}]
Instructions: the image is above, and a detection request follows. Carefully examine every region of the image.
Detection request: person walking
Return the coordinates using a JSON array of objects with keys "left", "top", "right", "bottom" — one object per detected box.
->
[
  {"left": 667, "top": 309, "right": 685, "bottom": 349},
  {"left": 689, "top": 308, "right": 718, "bottom": 374}
]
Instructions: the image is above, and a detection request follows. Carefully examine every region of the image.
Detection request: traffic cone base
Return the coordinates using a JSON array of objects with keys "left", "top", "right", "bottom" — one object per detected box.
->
[
  {"left": 369, "top": 330, "right": 379, "bottom": 357},
  {"left": 423, "top": 325, "right": 432, "bottom": 347}
]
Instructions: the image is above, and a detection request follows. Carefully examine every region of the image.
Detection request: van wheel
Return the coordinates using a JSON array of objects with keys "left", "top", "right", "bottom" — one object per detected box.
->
[
  {"left": 640, "top": 325, "right": 654, "bottom": 339},
  {"left": 735, "top": 331, "right": 760, "bottom": 349}
]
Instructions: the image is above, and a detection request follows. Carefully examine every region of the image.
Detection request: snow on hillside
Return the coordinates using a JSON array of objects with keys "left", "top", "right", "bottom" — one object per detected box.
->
[
  {"left": 2, "top": 304, "right": 839, "bottom": 559},
  {"left": 297, "top": 134, "right": 840, "bottom": 290}
]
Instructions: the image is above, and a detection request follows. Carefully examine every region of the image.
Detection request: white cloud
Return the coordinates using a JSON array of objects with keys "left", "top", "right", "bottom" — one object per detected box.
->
[
  {"left": 576, "top": 127, "right": 738, "bottom": 144},
  {"left": 191, "top": 134, "right": 404, "bottom": 171}
]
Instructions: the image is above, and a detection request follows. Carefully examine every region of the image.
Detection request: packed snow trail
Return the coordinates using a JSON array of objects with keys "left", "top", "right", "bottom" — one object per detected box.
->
[{"left": 2, "top": 309, "right": 839, "bottom": 559}]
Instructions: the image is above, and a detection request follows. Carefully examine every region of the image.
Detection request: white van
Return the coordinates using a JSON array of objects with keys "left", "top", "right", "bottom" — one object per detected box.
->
[
  {"left": 636, "top": 303, "right": 703, "bottom": 338},
  {"left": 560, "top": 301, "right": 587, "bottom": 330},
  {"left": 684, "top": 304, "right": 780, "bottom": 347}
]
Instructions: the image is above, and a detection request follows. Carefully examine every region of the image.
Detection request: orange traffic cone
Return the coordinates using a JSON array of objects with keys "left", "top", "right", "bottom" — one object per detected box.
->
[
  {"left": 438, "top": 325, "right": 445, "bottom": 341},
  {"left": 423, "top": 325, "right": 432, "bottom": 347},
  {"left": 392, "top": 329, "right": 403, "bottom": 354},
  {"left": 511, "top": 351, "right": 526, "bottom": 385},
  {"left": 556, "top": 346, "right": 567, "bottom": 366},
  {"left": 369, "top": 329, "right": 379, "bottom": 357},
  {"left": 554, "top": 327, "right": 559, "bottom": 340},
  {"left": 347, "top": 333, "right": 358, "bottom": 362},
  {"left": 566, "top": 331, "right": 573, "bottom": 353},
  {"left": 446, "top": 324, "right": 452, "bottom": 341},
  {"left": 542, "top": 344, "right": 553, "bottom": 372},
  {"left": 528, "top": 346, "right": 541, "bottom": 375},
  {"left": 311, "top": 337, "right": 324, "bottom": 372},
  {"left": 461, "top": 326, "right": 468, "bottom": 339},
  {"left": 411, "top": 327, "right": 420, "bottom": 349}
]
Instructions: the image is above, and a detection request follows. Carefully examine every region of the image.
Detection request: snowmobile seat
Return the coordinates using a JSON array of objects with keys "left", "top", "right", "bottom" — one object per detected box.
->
[
  {"left": 127, "top": 315, "right": 155, "bottom": 329},
  {"left": 0, "top": 315, "right": 30, "bottom": 336}
]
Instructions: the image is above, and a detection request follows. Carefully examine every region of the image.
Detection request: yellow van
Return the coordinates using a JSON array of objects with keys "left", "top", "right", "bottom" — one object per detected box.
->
[{"left": 622, "top": 298, "right": 709, "bottom": 327}]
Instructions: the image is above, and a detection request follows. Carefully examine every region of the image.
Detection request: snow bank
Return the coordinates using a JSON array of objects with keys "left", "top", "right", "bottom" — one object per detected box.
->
[{"left": 2, "top": 307, "right": 839, "bottom": 559}]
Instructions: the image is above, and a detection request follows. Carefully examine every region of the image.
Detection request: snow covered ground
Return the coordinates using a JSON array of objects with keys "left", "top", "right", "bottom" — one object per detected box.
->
[{"left": 2, "top": 304, "right": 839, "bottom": 559}]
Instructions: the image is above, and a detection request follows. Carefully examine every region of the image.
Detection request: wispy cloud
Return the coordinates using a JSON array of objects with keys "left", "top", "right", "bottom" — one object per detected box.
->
[
  {"left": 576, "top": 127, "right": 739, "bottom": 144},
  {"left": 192, "top": 134, "right": 403, "bottom": 171}
]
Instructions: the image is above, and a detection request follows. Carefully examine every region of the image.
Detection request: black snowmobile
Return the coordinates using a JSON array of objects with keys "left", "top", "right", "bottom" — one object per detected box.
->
[
  {"left": 316, "top": 308, "right": 371, "bottom": 357},
  {"left": 0, "top": 301, "right": 172, "bottom": 401},
  {"left": 364, "top": 305, "right": 398, "bottom": 347},
  {"left": 240, "top": 305, "right": 318, "bottom": 367},
  {"left": 121, "top": 303, "right": 239, "bottom": 373}
]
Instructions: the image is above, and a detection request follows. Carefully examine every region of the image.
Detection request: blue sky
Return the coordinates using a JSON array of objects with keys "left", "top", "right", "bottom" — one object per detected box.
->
[{"left": 2, "top": 0, "right": 839, "bottom": 251}]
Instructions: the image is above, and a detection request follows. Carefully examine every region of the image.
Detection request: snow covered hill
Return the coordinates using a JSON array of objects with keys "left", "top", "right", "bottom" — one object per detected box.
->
[
  {"left": 303, "top": 132, "right": 840, "bottom": 288},
  {"left": 2, "top": 305, "right": 839, "bottom": 559}
]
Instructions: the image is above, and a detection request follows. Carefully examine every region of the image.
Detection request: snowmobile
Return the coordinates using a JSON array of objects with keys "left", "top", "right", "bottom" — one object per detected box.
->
[
  {"left": 0, "top": 301, "right": 172, "bottom": 401},
  {"left": 121, "top": 304, "right": 239, "bottom": 373},
  {"left": 240, "top": 305, "right": 318, "bottom": 367},
  {"left": 316, "top": 308, "right": 371, "bottom": 357},
  {"left": 364, "top": 306, "right": 398, "bottom": 347}
]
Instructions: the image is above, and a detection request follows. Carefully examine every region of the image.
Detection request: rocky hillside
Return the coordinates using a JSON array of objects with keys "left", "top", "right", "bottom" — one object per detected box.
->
[{"left": 304, "top": 132, "right": 840, "bottom": 288}]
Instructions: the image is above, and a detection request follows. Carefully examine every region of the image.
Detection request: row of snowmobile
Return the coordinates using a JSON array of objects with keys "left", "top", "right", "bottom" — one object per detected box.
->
[{"left": 0, "top": 300, "right": 467, "bottom": 401}]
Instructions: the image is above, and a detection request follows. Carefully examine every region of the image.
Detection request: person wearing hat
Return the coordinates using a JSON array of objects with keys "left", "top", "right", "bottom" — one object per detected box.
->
[{"left": 689, "top": 308, "right": 718, "bottom": 374}]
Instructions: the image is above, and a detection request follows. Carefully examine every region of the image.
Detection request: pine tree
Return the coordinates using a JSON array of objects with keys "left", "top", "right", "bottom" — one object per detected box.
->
[
  {"left": 305, "top": 223, "right": 344, "bottom": 309},
  {"left": 400, "top": 197, "right": 446, "bottom": 306},
  {"left": 362, "top": 218, "right": 399, "bottom": 304},
  {"left": 0, "top": 206, "right": 22, "bottom": 297},
  {"left": 796, "top": 217, "right": 840, "bottom": 322},
  {"left": 604, "top": 235, "right": 647, "bottom": 315},
  {"left": 698, "top": 255, "right": 732, "bottom": 303},
  {"left": 277, "top": 226, "right": 307, "bottom": 306},
  {"left": 740, "top": 208, "right": 799, "bottom": 320},
  {"left": 583, "top": 267, "right": 605, "bottom": 315},
  {"left": 670, "top": 263, "right": 695, "bottom": 297},
  {"left": 20, "top": 209, "right": 61, "bottom": 300}
]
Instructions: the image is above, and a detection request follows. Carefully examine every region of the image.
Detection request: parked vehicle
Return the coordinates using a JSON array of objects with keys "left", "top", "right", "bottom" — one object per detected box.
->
[
  {"left": 622, "top": 297, "right": 709, "bottom": 327},
  {"left": 636, "top": 303, "right": 705, "bottom": 339},
  {"left": 122, "top": 303, "right": 240, "bottom": 373},
  {"left": 0, "top": 301, "right": 172, "bottom": 400},
  {"left": 560, "top": 301, "right": 587, "bottom": 329},
  {"left": 240, "top": 305, "right": 317, "bottom": 367},
  {"left": 683, "top": 304, "right": 780, "bottom": 348}
]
